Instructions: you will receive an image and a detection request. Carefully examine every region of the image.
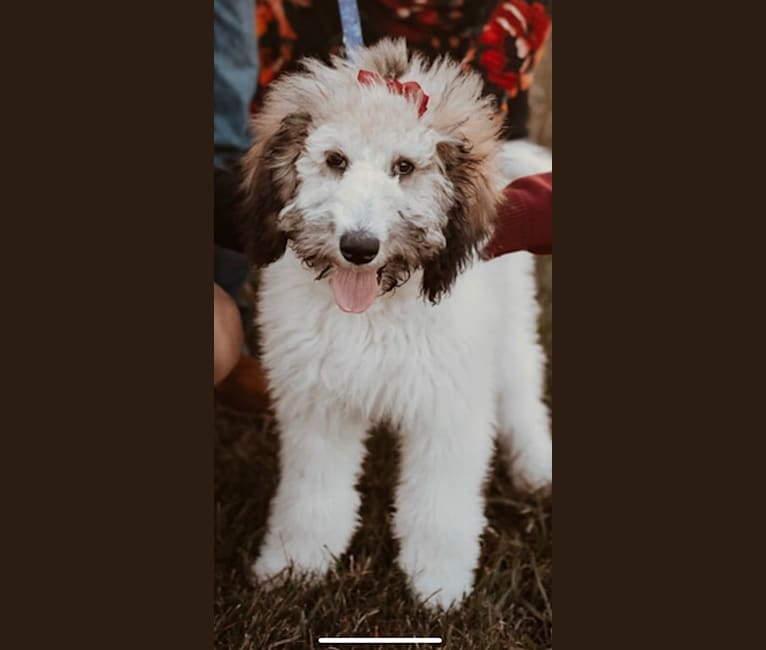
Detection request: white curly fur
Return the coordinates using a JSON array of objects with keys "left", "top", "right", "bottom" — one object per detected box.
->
[{"left": 246, "top": 39, "right": 552, "bottom": 610}]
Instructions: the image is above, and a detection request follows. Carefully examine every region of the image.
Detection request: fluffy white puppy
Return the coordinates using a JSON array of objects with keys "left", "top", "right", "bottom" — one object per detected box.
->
[{"left": 241, "top": 38, "right": 551, "bottom": 610}]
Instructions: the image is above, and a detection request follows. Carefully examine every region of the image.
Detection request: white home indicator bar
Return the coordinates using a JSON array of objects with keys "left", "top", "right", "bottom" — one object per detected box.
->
[{"left": 318, "top": 638, "right": 442, "bottom": 645}]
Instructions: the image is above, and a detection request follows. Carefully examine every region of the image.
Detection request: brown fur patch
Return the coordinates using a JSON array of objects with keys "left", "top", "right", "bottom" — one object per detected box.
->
[
  {"left": 359, "top": 38, "right": 410, "bottom": 80},
  {"left": 420, "top": 139, "right": 500, "bottom": 303},
  {"left": 279, "top": 207, "right": 338, "bottom": 275},
  {"left": 240, "top": 112, "right": 312, "bottom": 266}
]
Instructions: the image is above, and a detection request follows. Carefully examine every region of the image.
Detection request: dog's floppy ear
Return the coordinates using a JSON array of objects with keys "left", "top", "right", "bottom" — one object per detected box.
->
[
  {"left": 421, "top": 138, "right": 499, "bottom": 303},
  {"left": 240, "top": 111, "right": 312, "bottom": 267}
]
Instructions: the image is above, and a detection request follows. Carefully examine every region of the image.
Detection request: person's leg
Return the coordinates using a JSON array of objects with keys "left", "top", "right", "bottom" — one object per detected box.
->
[
  {"left": 214, "top": 0, "right": 258, "bottom": 254},
  {"left": 212, "top": 1, "right": 259, "bottom": 392},
  {"left": 214, "top": 0, "right": 258, "bottom": 170}
]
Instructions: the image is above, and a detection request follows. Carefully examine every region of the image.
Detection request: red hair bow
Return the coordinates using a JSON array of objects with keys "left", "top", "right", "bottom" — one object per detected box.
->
[{"left": 357, "top": 70, "right": 429, "bottom": 117}]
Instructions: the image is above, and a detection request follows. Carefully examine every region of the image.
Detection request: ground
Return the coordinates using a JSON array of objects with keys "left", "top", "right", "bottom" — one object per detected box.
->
[{"left": 214, "top": 39, "right": 553, "bottom": 650}]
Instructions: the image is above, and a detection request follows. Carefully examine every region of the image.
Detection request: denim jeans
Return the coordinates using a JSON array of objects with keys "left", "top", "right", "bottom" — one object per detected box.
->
[
  {"left": 214, "top": 0, "right": 257, "bottom": 312},
  {"left": 214, "top": 0, "right": 258, "bottom": 170}
]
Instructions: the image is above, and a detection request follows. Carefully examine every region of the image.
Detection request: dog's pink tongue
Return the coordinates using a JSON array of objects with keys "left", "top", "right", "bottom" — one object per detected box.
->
[{"left": 331, "top": 268, "right": 378, "bottom": 313}]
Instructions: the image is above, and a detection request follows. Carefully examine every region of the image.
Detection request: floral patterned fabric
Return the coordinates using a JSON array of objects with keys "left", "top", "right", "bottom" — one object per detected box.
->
[{"left": 254, "top": 0, "right": 551, "bottom": 139}]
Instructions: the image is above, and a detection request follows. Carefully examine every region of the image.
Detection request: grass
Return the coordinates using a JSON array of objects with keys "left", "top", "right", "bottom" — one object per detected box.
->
[
  {"left": 215, "top": 412, "right": 552, "bottom": 650},
  {"left": 214, "top": 260, "right": 553, "bottom": 650}
]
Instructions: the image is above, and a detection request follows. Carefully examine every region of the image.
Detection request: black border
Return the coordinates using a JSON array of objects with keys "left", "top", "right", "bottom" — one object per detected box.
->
[{"left": 6, "top": 1, "right": 758, "bottom": 648}]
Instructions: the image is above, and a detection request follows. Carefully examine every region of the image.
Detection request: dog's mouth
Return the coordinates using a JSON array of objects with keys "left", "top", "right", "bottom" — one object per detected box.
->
[
  {"left": 329, "top": 266, "right": 379, "bottom": 314},
  {"left": 306, "top": 254, "right": 415, "bottom": 314}
]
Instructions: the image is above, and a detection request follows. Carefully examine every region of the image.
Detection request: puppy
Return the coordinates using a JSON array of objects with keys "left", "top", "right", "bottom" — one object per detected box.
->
[{"left": 241, "top": 38, "right": 551, "bottom": 610}]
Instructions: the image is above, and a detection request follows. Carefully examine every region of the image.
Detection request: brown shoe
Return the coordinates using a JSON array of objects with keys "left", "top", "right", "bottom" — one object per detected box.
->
[{"left": 215, "top": 355, "right": 271, "bottom": 415}]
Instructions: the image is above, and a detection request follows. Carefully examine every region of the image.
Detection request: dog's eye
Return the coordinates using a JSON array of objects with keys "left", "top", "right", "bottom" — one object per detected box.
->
[
  {"left": 326, "top": 151, "right": 348, "bottom": 171},
  {"left": 393, "top": 159, "right": 415, "bottom": 176}
]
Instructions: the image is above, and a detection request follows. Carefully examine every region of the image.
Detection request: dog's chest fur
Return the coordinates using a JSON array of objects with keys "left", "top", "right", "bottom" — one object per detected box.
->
[{"left": 257, "top": 250, "right": 509, "bottom": 425}]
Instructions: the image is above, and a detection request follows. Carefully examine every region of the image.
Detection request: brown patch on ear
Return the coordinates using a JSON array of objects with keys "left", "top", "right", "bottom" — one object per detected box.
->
[
  {"left": 240, "top": 112, "right": 312, "bottom": 266},
  {"left": 421, "top": 139, "right": 499, "bottom": 303}
]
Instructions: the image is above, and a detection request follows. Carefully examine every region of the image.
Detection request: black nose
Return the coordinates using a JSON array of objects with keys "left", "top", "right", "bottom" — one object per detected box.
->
[{"left": 340, "top": 231, "right": 380, "bottom": 265}]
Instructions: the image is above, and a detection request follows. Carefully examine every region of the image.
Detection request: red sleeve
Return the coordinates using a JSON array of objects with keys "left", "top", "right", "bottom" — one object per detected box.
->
[{"left": 482, "top": 172, "right": 552, "bottom": 258}]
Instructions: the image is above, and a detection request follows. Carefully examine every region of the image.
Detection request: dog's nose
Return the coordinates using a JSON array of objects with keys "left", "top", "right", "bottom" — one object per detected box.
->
[{"left": 340, "top": 231, "right": 380, "bottom": 265}]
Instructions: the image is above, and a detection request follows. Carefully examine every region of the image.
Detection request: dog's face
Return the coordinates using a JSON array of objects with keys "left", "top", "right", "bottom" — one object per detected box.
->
[{"left": 241, "top": 39, "right": 504, "bottom": 311}]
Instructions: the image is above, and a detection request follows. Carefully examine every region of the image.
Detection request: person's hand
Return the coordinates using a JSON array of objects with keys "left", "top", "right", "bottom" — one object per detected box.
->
[{"left": 214, "top": 283, "right": 244, "bottom": 385}]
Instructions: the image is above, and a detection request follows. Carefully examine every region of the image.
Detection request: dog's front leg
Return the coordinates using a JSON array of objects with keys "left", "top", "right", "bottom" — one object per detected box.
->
[
  {"left": 394, "top": 404, "right": 495, "bottom": 610},
  {"left": 253, "top": 404, "right": 368, "bottom": 583}
]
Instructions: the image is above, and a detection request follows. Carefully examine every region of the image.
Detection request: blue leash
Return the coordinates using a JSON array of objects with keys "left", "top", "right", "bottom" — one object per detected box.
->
[{"left": 338, "top": 0, "right": 364, "bottom": 56}]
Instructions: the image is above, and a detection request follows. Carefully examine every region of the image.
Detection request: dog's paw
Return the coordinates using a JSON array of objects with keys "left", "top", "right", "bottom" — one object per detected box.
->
[
  {"left": 397, "top": 543, "right": 475, "bottom": 611},
  {"left": 406, "top": 563, "right": 473, "bottom": 611},
  {"left": 252, "top": 535, "right": 334, "bottom": 586},
  {"left": 511, "top": 439, "right": 552, "bottom": 495},
  {"left": 251, "top": 549, "right": 292, "bottom": 585}
]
